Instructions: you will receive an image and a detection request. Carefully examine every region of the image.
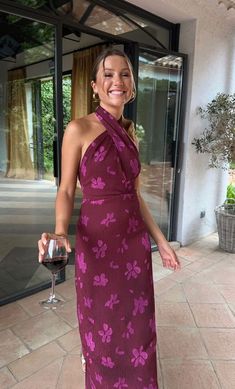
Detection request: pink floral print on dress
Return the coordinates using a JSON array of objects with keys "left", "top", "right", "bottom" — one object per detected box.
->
[{"left": 75, "top": 106, "right": 158, "bottom": 388}]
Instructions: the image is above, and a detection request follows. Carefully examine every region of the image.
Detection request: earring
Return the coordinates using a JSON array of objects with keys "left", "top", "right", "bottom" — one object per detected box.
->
[{"left": 93, "top": 92, "right": 99, "bottom": 102}]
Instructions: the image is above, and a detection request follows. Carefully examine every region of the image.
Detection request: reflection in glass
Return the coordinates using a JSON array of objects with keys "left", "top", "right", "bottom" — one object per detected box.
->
[
  {"left": 3, "top": 16, "right": 54, "bottom": 66},
  {"left": 58, "top": 0, "right": 91, "bottom": 20},
  {"left": 123, "top": 13, "right": 169, "bottom": 49},
  {"left": 84, "top": 6, "right": 137, "bottom": 36},
  {"left": 6, "top": 0, "right": 46, "bottom": 9},
  {"left": 83, "top": 4, "right": 169, "bottom": 48},
  {"left": 137, "top": 52, "right": 183, "bottom": 239},
  {"left": 0, "top": 12, "right": 58, "bottom": 304},
  {"left": 11, "top": 1, "right": 170, "bottom": 49},
  {"left": 12, "top": 0, "right": 92, "bottom": 21},
  {"left": 21, "top": 0, "right": 169, "bottom": 49}
]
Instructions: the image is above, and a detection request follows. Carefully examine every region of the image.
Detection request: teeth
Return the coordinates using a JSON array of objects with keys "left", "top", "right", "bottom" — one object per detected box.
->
[{"left": 109, "top": 91, "right": 125, "bottom": 95}]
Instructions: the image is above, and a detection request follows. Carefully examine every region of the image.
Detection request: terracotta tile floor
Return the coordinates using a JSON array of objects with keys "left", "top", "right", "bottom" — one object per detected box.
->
[{"left": 0, "top": 233, "right": 235, "bottom": 389}]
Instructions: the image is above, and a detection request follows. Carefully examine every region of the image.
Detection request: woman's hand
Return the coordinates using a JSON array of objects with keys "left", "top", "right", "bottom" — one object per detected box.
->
[
  {"left": 38, "top": 232, "right": 72, "bottom": 263},
  {"left": 157, "top": 241, "right": 181, "bottom": 271}
]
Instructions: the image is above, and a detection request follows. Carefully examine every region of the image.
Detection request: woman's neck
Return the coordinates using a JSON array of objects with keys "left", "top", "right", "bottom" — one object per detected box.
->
[{"left": 100, "top": 102, "right": 124, "bottom": 121}]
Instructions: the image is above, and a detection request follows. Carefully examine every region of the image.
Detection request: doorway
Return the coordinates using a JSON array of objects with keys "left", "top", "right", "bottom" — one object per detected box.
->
[{"left": 137, "top": 49, "right": 184, "bottom": 240}]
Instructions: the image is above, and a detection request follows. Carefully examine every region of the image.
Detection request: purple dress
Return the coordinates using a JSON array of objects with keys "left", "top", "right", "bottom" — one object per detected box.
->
[{"left": 75, "top": 106, "right": 158, "bottom": 389}]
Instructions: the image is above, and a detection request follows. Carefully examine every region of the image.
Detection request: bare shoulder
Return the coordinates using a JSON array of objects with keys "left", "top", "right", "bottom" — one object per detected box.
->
[
  {"left": 64, "top": 113, "right": 98, "bottom": 143},
  {"left": 64, "top": 117, "right": 87, "bottom": 137},
  {"left": 63, "top": 115, "right": 90, "bottom": 147}
]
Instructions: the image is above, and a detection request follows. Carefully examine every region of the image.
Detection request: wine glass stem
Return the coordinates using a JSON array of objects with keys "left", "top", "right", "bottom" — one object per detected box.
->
[{"left": 50, "top": 272, "right": 56, "bottom": 300}]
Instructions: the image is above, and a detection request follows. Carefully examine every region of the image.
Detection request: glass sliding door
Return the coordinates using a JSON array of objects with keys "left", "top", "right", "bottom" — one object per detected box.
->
[
  {"left": 0, "top": 11, "right": 59, "bottom": 304},
  {"left": 137, "top": 50, "right": 183, "bottom": 240}
]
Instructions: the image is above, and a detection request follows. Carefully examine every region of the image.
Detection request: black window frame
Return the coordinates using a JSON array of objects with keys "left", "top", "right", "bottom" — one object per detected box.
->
[{"left": 0, "top": 0, "right": 179, "bottom": 51}]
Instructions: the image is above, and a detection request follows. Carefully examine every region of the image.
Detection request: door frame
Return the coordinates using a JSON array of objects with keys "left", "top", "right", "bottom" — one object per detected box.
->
[{"left": 134, "top": 45, "right": 188, "bottom": 241}]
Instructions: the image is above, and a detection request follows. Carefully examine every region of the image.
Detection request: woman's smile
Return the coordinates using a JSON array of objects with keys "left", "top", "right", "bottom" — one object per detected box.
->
[{"left": 91, "top": 55, "right": 133, "bottom": 111}]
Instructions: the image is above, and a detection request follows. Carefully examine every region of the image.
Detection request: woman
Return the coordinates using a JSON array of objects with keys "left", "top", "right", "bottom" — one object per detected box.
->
[{"left": 38, "top": 48, "right": 180, "bottom": 389}]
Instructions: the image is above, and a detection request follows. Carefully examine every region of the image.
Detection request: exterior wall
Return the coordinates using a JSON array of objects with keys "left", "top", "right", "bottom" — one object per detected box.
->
[
  {"left": 128, "top": 0, "right": 235, "bottom": 245},
  {"left": 178, "top": 16, "right": 234, "bottom": 244}
]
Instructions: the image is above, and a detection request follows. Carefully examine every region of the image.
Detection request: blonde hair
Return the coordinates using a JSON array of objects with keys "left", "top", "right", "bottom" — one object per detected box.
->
[{"left": 127, "top": 122, "right": 139, "bottom": 147}]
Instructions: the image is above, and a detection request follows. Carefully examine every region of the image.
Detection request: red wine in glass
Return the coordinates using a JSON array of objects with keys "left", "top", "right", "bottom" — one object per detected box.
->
[
  {"left": 39, "top": 236, "right": 68, "bottom": 309},
  {"left": 42, "top": 256, "right": 68, "bottom": 273}
]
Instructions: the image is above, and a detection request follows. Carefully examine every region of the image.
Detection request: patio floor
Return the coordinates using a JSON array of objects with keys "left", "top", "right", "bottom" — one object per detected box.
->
[{"left": 0, "top": 233, "right": 235, "bottom": 389}]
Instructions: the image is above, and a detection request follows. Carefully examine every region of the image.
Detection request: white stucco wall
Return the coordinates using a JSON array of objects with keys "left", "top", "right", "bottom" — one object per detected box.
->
[
  {"left": 178, "top": 15, "right": 234, "bottom": 244},
  {"left": 128, "top": 0, "right": 235, "bottom": 244}
]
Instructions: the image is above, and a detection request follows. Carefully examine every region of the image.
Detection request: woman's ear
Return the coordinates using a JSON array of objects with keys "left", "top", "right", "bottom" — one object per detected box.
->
[{"left": 91, "top": 81, "right": 97, "bottom": 93}]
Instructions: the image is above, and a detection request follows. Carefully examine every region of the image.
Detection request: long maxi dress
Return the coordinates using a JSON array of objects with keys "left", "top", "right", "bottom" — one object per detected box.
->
[{"left": 75, "top": 105, "right": 158, "bottom": 389}]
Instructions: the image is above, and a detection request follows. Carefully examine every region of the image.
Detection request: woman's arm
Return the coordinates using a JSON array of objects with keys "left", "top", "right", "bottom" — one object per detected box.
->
[
  {"left": 55, "top": 121, "right": 82, "bottom": 236},
  {"left": 38, "top": 121, "right": 82, "bottom": 261},
  {"left": 135, "top": 176, "right": 180, "bottom": 271}
]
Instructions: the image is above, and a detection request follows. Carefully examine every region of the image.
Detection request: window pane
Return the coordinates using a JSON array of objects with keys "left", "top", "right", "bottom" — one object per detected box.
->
[
  {"left": 84, "top": 5, "right": 137, "bottom": 36},
  {"left": 0, "top": 11, "right": 60, "bottom": 304},
  {"left": 57, "top": 0, "right": 91, "bottom": 20},
  {"left": 123, "top": 13, "right": 169, "bottom": 49},
  {"left": 137, "top": 51, "right": 183, "bottom": 239},
  {"left": 12, "top": 0, "right": 91, "bottom": 21},
  {"left": 11, "top": 1, "right": 170, "bottom": 48},
  {"left": 84, "top": 5, "right": 169, "bottom": 48},
  {"left": 1, "top": 15, "right": 54, "bottom": 66},
  {"left": 10, "top": 0, "right": 48, "bottom": 8}
]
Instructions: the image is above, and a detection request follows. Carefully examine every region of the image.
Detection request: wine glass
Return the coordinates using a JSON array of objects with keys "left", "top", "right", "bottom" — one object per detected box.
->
[{"left": 39, "top": 236, "right": 69, "bottom": 309}]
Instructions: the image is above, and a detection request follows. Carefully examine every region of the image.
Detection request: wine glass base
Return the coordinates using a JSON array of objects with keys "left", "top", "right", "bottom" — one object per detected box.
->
[{"left": 39, "top": 297, "right": 65, "bottom": 310}]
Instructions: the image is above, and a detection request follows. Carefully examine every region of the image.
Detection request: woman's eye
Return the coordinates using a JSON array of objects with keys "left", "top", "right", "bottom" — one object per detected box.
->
[
  {"left": 122, "top": 73, "right": 130, "bottom": 77},
  {"left": 104, "top": 73, "right": 112, "bottom": 77}
]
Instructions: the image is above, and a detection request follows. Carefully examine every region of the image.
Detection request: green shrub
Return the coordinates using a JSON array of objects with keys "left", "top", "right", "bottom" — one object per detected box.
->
[
  {"left": 227, "top": 183, "right": 235, "bottom": 204},
  {"left": 192, "top": 93, "right": 235, "bottom": 169}
]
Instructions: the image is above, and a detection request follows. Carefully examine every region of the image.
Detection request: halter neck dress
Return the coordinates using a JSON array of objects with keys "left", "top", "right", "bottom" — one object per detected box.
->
[{"left": 75, "top": 106, "right": 158, "bottom": 389}]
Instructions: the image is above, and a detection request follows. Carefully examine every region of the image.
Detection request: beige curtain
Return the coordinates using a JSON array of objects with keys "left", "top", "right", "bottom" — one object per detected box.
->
[
  {"left": 71, "top": 45, "right": 105, "bottom": 119},
  {"left": 6, "top": 69, "right": 34, "bottom": 179}
]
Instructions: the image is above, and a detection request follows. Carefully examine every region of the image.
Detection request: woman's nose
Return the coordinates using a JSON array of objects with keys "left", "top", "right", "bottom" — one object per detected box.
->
[{"left": 113, "top": 75, "right": 124, "bottom": 85}]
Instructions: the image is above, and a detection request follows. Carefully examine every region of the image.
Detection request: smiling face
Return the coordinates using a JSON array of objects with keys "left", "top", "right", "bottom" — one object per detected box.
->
[{"left": 91, "top": 55, "right": 134, "bottom": 112}]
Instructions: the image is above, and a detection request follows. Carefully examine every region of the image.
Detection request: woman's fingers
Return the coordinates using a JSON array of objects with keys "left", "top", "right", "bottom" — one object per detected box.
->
[
  {"left": 169, "top": 252, "right": 181, "bottom": 270},
  {"left": 41, "top": 232, "right": 50, "bottom": 245},
  {"left": 57, "top": 236, "right": 71, "bottom": 253},
  {"left": 158, "top": 243, "right": 181, "bottom": 272},
  {"left": 162, "top": 255, "right": 181, "bottom": 271},
  {"left": 65, "top": 240, "right": 72, "bottom": 253},
  {"left": 38, "top": 232, "right": 50, "bottom": 262},
  {"left": 173, "top": 257, "right": 181, "bottom": 271},
  {"left": 38, "top": 244, "right": 44, "bottom": 262},
  {"left": 38, "top": 241, "right": 46, "bottom": 262},
  {"left": 38, "top": 233, "right": 72, "bottom": 263}
]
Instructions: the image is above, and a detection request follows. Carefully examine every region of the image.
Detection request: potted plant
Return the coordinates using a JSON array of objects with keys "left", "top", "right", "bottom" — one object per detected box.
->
[{"left": 192, "top": 92, "right": 235, "bottom": 253}]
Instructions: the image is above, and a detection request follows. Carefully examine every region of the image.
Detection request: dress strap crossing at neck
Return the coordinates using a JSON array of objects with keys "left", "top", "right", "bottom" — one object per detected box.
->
[{"left": 95, "top": 105, "right": 140, "bottom": 179}]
